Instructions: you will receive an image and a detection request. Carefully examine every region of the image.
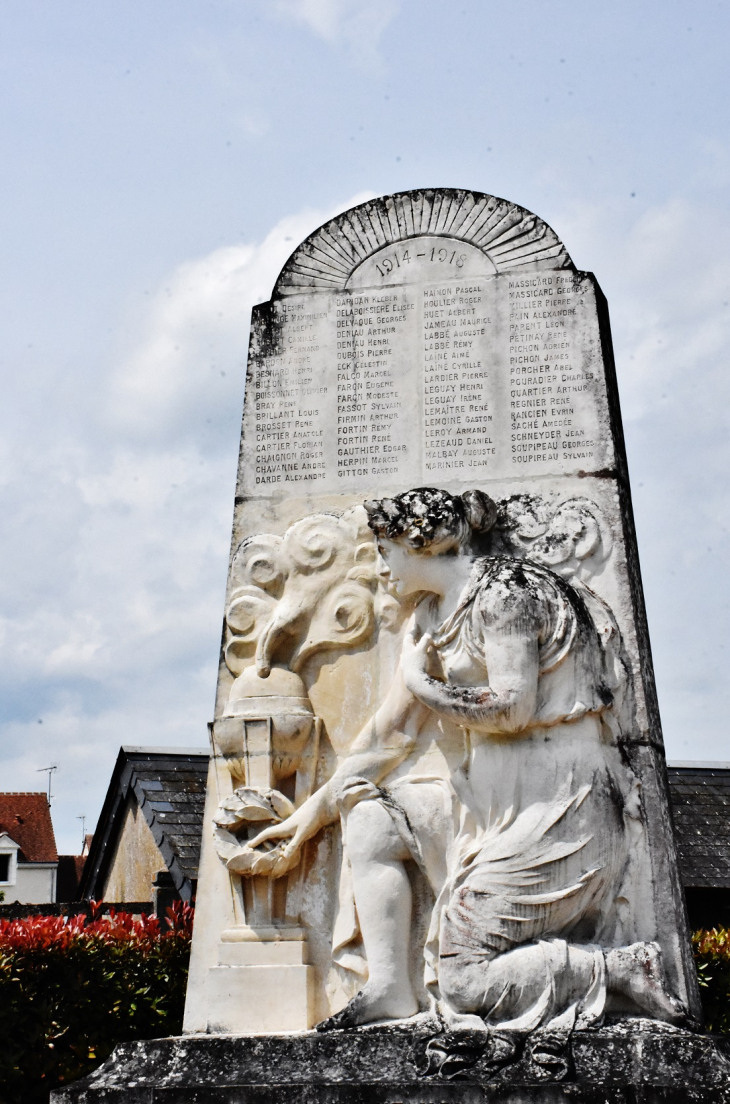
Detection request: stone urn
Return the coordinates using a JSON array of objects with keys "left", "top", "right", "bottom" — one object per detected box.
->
[
  {"left": 211, "top": 665, "right": 321, "bottom": 929},
  {"left": 215, "top": 664, "right": 316, "bottom": 785}
]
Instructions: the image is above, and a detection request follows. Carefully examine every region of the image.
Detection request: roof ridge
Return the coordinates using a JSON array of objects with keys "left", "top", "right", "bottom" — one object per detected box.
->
[
  {"left": 0, "top": 791, "right": 49, "bottom": 796},
  {"left": 667, "top": 761, "right": 730, "bottom": 769},
  {"left": 121, "top": 746, "right": 209, "bottom": 756}
]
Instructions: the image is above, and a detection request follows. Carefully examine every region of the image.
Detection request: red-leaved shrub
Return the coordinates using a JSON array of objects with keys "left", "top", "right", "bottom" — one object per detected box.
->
[{"left": 0, "top": 902, "right": 193, "bottom": 1104}]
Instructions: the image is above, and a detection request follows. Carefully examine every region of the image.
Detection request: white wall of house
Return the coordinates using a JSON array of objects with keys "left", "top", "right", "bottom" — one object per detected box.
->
[
  {"left": 0, "top": 835, "right": 57, "bottom": 904},
  {"left": 12, "top": 863, "right": 57, "bottom": 903}
]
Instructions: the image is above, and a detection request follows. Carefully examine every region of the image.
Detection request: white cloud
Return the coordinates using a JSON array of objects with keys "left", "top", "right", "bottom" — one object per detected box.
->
[
  {"left": 275, "top": 0, "right": 399, "bottom": 64},
  {"left": 109, "top": 197, "right": 372, "bottom": 442},
  {"left": 0, "top": 193, "right": 373, "bottom": 853}
]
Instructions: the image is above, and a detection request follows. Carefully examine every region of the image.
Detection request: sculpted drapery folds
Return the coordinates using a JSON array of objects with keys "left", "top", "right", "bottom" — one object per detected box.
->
[{"left": 213, "top": 487, "right": 684, "bottom": 1034}]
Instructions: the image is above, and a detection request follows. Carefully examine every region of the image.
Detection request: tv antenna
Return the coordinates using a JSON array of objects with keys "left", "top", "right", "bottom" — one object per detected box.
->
[
  {"left": 36, "top": 765, "right": 57, "bottom": 805},
  {"left": 76, "top": 815, "right": 86, "bottom": 852}
]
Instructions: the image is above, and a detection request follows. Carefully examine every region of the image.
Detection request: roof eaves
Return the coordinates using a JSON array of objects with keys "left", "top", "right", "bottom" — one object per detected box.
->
[
  {"left": 78, "top": 751, "right": 135, "bottom": 900},
  {"left": 121, "top": 746, "right": 209, "bottom": 757},
  {"left": 668, "top": 761, "right": 730, "bottom": 770}
]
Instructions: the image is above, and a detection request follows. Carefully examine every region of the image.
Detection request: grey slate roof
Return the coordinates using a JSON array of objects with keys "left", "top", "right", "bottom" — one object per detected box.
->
[
  {"left": 80, "top": 746, "right": 209, "bottom": 903},
  {"left": 667, "top": 762, "right": 730, "bottom": 889},
  {"left": 81, "top": 752, "right": 730, "bottom": 905}
]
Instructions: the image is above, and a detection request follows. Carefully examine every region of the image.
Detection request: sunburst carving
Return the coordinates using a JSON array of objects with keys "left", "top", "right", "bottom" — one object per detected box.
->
[{"left": 273, "top": 189, "right": 573, "bottom": 296}]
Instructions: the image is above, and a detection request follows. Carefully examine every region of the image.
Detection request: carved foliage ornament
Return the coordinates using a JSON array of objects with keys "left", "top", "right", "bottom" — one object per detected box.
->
[{"left": 495, "top": 494, "right": 612, "bottom": 577}]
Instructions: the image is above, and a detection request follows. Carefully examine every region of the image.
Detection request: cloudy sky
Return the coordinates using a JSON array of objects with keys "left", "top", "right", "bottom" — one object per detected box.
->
[{"left": 1, "top": 0, "right": 729, "bottom": 854}]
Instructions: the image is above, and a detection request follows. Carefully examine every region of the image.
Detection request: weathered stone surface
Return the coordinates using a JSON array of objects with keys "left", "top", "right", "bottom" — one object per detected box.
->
[
  {"left": 51, "top": 1022, "right": 730, "bottom": 1102},
  {"left": 181, "top": 189, "right": 698, "bottom": 1039},
  {"left": 55, "top": 188, "right": 715, "bottom": 1101}
]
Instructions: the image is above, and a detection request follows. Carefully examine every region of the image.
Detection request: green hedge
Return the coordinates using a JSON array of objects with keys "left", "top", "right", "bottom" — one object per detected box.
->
[{"left": 0, "top": 903, "right": 192, "bottom": 1104}]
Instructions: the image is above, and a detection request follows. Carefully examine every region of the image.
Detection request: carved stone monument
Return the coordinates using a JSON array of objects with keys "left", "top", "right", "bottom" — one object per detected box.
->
[{"left": 54, "top": 190, "right": 730, "bottom": 1102}]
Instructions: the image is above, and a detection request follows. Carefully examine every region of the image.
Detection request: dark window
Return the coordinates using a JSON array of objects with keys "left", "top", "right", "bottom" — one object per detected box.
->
[{"left": 0, "top": 854, "right": 10, "bottom": 881}]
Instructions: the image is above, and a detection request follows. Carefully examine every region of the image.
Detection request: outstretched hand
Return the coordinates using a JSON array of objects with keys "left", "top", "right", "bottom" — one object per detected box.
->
[
  {"left": 248, "top": 804, "right": 310, "bottom": 853},
  {"left": 225, "top": 798, "right": 325, "bottom": 879}
]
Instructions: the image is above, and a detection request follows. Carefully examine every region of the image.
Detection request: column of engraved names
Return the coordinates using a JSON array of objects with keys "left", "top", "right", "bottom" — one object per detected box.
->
[
  {"left": 508, "top": 274, "right": 595, "bottom": 469},
  {"left": 336, "top": 293, "right": 414, "bottom": 483},
  {"left": 422, "top": 283, "right": 495, "bottom": 475},
  {"left": 252, "top": 301, "right": 330, "bottom": 488}
]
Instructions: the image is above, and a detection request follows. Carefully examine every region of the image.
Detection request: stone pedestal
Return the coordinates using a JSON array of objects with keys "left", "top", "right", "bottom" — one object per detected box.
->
[
  {"left": 50, "top": 1021, "right": 730, "bottom": 1103},
  {"left": 187, "top": 671, "right": 320, "bottom": 1034},
  {"left": 207, "top": 932, "right": 314, "bottom": 1034}
]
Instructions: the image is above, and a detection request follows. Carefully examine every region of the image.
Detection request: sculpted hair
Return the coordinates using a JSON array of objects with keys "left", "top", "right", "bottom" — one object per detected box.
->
[{"left": 364, "top": 487, "right": 497, "bottom": 555}]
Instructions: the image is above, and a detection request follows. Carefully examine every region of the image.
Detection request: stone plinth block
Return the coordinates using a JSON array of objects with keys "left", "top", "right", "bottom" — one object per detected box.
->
[
  {"left": 206, "top": 963, "right": 315, "bottom": 1033},
  {"left": 51, "top": 1021, "right": 730, "bottom": 1103}
]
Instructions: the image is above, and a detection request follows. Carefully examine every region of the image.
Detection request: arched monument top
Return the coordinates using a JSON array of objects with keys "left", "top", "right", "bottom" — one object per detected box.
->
[{"left": 273, "top": 188, "right": 574, "bottom": 297}]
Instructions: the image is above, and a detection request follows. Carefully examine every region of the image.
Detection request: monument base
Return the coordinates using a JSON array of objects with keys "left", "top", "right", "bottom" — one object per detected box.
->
[
  {"left": 51, "top": 1018, "right": 730, "bottom": 1103},
  {"left": 205, "top": 932, "right": 315, "bottom": 1033}
]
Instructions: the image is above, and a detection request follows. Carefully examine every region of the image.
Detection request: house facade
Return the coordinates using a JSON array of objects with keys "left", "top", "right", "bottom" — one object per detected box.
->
[
  {"left": 0, "top": 793, "right": 58, "bottom": 903},
  {"left": 80, "top": 746, "right": 208, "bottom": 906}
]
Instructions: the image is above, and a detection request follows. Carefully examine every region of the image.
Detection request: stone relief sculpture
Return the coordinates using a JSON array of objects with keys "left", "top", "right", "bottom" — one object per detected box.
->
[
  {"left": 212, "top": 487, "right": 685, "bottom": 1039},
  {"left": 223, "top": 507, "right": 385, "bottom": 681},
  {"left": 211, "top": 508, "right": 396, "bottom": 930}
]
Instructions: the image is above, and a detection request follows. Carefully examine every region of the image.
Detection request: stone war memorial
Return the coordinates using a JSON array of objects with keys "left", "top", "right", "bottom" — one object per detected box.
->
[{"left": 55, "top": 190, "right": 730, "bottom": 1102}]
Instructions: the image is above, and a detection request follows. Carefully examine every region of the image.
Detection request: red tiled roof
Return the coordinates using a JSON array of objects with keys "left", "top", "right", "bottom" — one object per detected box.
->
[{"left": 0, "top": 793, "right": 58, "bottom": 863}]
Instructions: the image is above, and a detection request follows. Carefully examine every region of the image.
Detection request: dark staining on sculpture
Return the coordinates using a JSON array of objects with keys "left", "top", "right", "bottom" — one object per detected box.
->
[
  {"left": 364, "top": 486, "right": 497, "bottom": 555},
  {"left": 220, "top": 485, "right": 685, "bottom": 1038}
]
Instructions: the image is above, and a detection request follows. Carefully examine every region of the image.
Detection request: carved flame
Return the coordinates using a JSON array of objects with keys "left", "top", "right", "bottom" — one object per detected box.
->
[{"left": 225, "top": 507, "right": 380, "bottom": 678}]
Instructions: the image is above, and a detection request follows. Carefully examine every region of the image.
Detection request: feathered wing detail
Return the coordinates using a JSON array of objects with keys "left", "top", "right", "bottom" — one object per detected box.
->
[
  {"left": 431, "top": 781, "right": 614, "bottom": 1033},
  {"left": 447, "top": 783, "right": 597, "bottom": 925}
]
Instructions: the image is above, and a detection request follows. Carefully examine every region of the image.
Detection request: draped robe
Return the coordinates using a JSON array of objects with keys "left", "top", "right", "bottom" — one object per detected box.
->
[{"left": 333, "top": 556, "right": 639, "bottom": 1031}]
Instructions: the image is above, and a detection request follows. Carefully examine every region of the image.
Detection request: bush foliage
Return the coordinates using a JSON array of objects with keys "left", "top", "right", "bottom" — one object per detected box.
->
[
  {"left": 692, "top": 927, "right": 730, "bottom": 1034},
  {"left": 0, "top": 903, "right": 193, "bottom": 1104}
]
